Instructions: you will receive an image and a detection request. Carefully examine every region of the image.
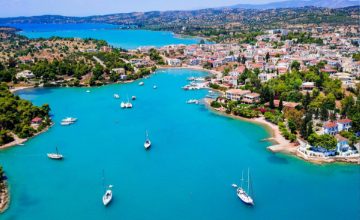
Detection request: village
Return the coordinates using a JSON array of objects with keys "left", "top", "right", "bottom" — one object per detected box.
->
[
  {"left": 153, "top": 24, "right": 360, "bottom": 163},
  {"left": 3, "top": 24, "right": 360, "bottom": 163}
]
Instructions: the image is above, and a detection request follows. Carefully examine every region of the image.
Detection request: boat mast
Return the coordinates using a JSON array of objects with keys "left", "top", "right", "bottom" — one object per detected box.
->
[
  {"left": 247, "top": 168, "right": 250, "bottom": 194},
  {"left": 56, "top": 147, "right": 59, "bottom": 155},
  {"left": 240, "top": 170, "right": 244, "bottom": 188}
]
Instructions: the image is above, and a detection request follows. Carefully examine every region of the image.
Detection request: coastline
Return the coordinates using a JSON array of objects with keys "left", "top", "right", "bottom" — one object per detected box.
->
[
  {"left": 0, "top": 181, "right": 9, "bottom": 214},
  {"left": 203, "top": 98, "right": 295, "bottom": 151},
  {"left": 0, "top": 123, "right": 53, "bottom": 151},
  {"left": 6, "top": 68, "right": 359, "bottom": 165},
  {"left": 203, "top": 98, "right": 360, "bottom": 165},
  {"left": 157, "top": 65, "right": 222, "bottom": 78}
]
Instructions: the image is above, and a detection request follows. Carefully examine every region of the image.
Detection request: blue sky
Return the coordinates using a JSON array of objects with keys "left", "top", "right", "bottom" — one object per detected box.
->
[{"left": 0, "top": 0, "right": 281, "bottom": 17}]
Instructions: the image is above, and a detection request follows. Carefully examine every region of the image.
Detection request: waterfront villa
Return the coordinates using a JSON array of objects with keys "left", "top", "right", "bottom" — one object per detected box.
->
[
  {"left": 242, "top": 93, "right": 261, "bottom": 104},
  {"left": 323, "top": 121, "right": 338, "bottom": 135},
  {"left": 225, "top": 89, "right": 251, "bottom": 101},
  {"left": 336, "top": 119, "right": 352, "bottom": 132},
  {"left": 323, "top": 119, "right": 352, "bottom": 135}
]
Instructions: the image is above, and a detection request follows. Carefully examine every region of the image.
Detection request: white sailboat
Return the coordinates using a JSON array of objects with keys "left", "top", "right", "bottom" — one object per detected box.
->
[
  {"left": 114, "top": 94, "right": 120, "bottom": 99},
  {"left": 120, "top": 102, "right": 125, "bottom": 108},
  {"left": 144, "top": 130, "right": 151, "bottom": 150},
  {"left": 237, "top": 169, "right": 254, "bottom": 205},
  {"left": 47, "top": 147, "right": 63, "bottom": 160},
  {"left": 102, "top": 185, "right": 113, "bottom": 206},
  {"left": 139, "top": 81, "right": 144, "bottom": 86},
  {"left": 102, "top": 171, "right": 113, "bottom": 206}
]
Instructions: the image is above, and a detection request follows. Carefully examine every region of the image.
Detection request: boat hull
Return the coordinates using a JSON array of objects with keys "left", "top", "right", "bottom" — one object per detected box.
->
[
  {"left": 237, "top": 188, "right": 254, "bottom": 205},
  {"left": 47, "top": 154, "right": 63, "bottom": 160},
  {"left": 102, "top": 190, "right": 112, "bottom": 206}
]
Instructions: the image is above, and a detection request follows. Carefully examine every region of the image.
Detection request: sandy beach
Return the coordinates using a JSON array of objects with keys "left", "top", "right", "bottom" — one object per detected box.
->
[{"left": 9, "top": 85, "right": 34, "bottom": 93}]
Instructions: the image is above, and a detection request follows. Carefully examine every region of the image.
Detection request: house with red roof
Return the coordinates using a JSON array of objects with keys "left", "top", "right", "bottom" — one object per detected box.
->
[
  {"left": 323, "top": 121, "right": 338, "bottom": 135},
  {"left": 336, "top": 118, "right": 352, "bottom": 132},
  {"left": 323, "top": 119, "right": 352, "bottom": 135},
  {"left": 31, "top": 117, "right": 43, "bottom": 125}
]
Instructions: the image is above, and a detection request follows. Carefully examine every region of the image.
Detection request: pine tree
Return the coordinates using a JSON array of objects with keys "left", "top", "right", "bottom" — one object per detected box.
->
[
  {"left": 303, "top": 92, "right": 311, "bottom": 110},
  {"left": 307, "top": 121, "right": 313, "bottom": 137},
  {"left": 320, "top": 106, "right": 329, "bottom": 121},
  {"left": 269, "top": 91, "right": 275, "bottom": 109},
  {"left": 279, "top": 97, "right": 284, "bottom": 111}
]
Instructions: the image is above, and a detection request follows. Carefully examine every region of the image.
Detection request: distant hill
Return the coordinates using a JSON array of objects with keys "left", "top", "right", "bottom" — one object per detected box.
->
[{"left": 227, "top": 0, "right": 359, "bottom": 9}]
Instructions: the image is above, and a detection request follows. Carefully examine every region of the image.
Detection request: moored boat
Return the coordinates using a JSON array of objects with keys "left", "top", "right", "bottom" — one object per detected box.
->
[
  {"left": 61, "top": 117, "right": 77, "bottom": 126},
  {"left": 47, "top": 147, "right": 63, "bottom": 160},
  {"left": 102, "top": 171, "right": 113, "bottom": 206},
  {"left": 144, "top": 130, "right": 151, "bottom": 150},
  {"left": 102, "top": 186, "right": 113, "bottom": 206},
  {"left": 139, "top": 82, "right": 144, "bottom": 86},
  {"left": 236, "top": 169, "right": 254, "bottom": 206},
  {"left": 187, "top": 99, "right": 199, "bottom": 104},
  {"left": 114, "top": 94, "right": 120, "bottom": 99},
  {"left": 132, "top": 96, "right": 136, "bottom": 100}
]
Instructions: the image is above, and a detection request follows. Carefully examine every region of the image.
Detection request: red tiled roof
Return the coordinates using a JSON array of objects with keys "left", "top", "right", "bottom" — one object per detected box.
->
[
  {"left": 337, "top": 118, "right": 352, "bottom": 124},
  {"left": 323, "top": 121, "right": 337, "bottom": 128},
  {"left": 31, "top": 117, "right": 42, "bottom": 123}
]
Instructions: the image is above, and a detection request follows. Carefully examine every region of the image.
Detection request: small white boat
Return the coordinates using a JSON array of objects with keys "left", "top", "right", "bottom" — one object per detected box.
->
[
  {"left": 232, "top": 184, "right": 238, "bottom": 188},
  {"left": 144, "top": 130, "right": 151, "bottom": 150},
  {"left": 102, "top": 186, "right": 113, "bottom": 206},
  {"left": 153, "top": 85, "right": 157, "bottom": 89},
  {"left": 139, "top": 82, "right": 144, "bottom": 86},
  {"left": 236, "top": 169, "right": 254, "bottom": 206},
  {"left": 125, "top": 102, "right": 133, "bottom": 108},
  {"left": 132, "top": 96, "right": 136, "bottom": 100},
  {"left": 47, "top": 147, "right": 63, "bottom": 160},
  {"left": 86, "top": 90, "right": 91, "bottom": 93},
  {"left": 61, "top": 121, "right": 72, "bottom": 126},
  {"left": 114, "top": 94, "right": 120, "bottom": 99},
  {"left": 61, "top": 117, "right": 77, "bottom": 125},
  {"left": 187, "top": 99, "right": 199, "bottom": 104},
  {"left": 62, "top": 117, "right": 77, "bottom": 123},
  {"left": 121, "top": 98, "right": 132, "bottom": 108}
]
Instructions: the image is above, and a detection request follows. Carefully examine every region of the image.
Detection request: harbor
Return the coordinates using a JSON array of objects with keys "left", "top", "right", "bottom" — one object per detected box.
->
[{"left": 0, "top": 69, "right": 359, "bottom": 220}]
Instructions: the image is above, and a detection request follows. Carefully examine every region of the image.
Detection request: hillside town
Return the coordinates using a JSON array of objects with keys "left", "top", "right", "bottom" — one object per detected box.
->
[
  {"left": 0, "top": 23, "right": 359, "bottom": 163},
  {"left": 153, "top": 24, "right": 360, "bottom": 163}
]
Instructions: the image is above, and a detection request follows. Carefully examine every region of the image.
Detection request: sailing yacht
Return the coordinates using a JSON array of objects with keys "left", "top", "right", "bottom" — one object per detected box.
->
[
  {"left": 102, "top": 185, "right": 113, "bottom": 206},
  {"left": 237, "top": 169, "right": 254, "bottom": 205},
  {"left": 102, "top": 171, "right": 113, "bottom": 206},
  {"left": 47, "top": 147, "right": 63, "bottom": 160},
  {"left": 144, "top": 130, "right": 151, "bottom": 150}
]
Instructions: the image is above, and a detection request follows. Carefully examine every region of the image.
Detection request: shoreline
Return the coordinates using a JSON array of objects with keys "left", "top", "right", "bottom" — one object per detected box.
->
[
  {"left": 0, "top": 123, "right": 53, "bottom": 151},
  {"left": 157, "top": 65, "right": 222, "bottom": 78},
  {"left": 7, "top": 68, "right": 359, "bottom": 165},
  {"left": 0, "top": 181, "right": 9, "bottom": 214},
  {"left": 204, "top": 98, "right": 360, "bottom": 165}
]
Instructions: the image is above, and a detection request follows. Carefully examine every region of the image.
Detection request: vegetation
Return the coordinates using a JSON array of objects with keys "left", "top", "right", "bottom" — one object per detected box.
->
[
  {"left": 308, "top": 133, "right": 337, "bottom": 150},
  {"left": 0, "top": 83, "right": 51, "bottom": 145}
]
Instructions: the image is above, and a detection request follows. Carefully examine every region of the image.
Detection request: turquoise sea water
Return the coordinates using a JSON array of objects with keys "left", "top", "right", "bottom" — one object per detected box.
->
[
  {"left": 0, "top": 69, "right": 359, "bottom": 220},
  {"left": 3, "top": 23, "right": 202, "bottom": 49}
]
